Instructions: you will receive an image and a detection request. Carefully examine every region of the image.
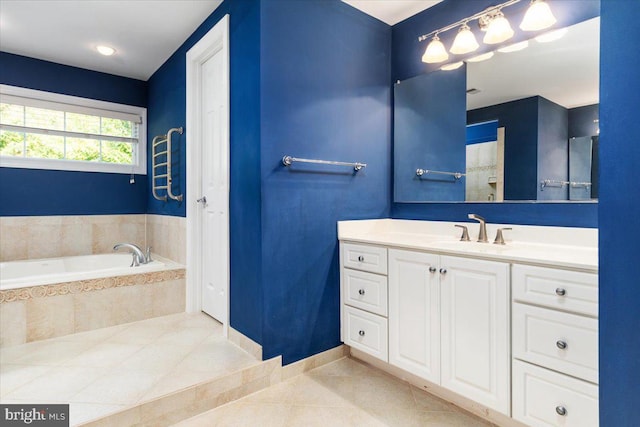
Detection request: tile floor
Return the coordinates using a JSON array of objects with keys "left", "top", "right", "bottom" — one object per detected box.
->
[
  {"left": 173, "top": 357, "right": 496, "bottom": 427},
  {"left": 0, "top": 312, "right": 259, "bottom": 426}
]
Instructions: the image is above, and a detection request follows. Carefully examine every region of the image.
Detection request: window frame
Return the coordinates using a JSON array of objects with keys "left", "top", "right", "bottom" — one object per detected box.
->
[{"left": 0, "top": 84, "right": 147, "bottom": 175}]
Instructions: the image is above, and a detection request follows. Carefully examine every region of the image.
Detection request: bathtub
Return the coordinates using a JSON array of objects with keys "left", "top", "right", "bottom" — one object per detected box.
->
[{"left": 0, "top": 253, "right": 168, "bottom": 290}]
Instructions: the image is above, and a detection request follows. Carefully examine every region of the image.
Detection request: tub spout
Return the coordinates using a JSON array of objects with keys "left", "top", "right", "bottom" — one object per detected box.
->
[{"left": 113, "top": 243, "right": 148, "bottom": 266}]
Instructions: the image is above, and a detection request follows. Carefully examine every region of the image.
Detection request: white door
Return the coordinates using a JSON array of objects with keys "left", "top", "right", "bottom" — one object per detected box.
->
[
  {"left": 388, "top": 249, "right": 441, "bottom": 383},
  {"left": 440, "top": 255, "right": 510, "bottom": 415},
  {"left": 199, "top": 49, "right": 228, "bottom": 322}
]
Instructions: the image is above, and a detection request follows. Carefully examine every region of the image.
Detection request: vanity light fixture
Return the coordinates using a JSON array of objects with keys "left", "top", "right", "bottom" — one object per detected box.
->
[
  {"left": 441, "top": 61, "right": 464, "bottom": 71},
  {"left": 535, "top": 27, "right": 568, "bottom": 43},
  {"left": 483, "top": 10, "right": 515, "bottom": 44},
  {"left": 498, "top": 40, "right": 529, "bottom": 53},
  {"left": 422, "top": 34, "right": 449, "bottom": 63},
  {"left": 418, "top": 0, "right": 557, "bottom": 64},
  {"left": 466, "top": 52, "right": 495, "bottom": 63},
  {"left": 96, "top": 45, "right": 116, "bottom": 56},
  {"left": 450, "top": 23, "right": 479, "bottom": 55},
  {"left": 520, "top": 0, "right": 557, "bottom": 31}
]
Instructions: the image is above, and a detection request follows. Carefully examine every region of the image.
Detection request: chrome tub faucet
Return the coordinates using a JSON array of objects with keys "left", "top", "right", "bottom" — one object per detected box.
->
[{"left": 113, "top": 243, "right": 150, "bottom": 266}]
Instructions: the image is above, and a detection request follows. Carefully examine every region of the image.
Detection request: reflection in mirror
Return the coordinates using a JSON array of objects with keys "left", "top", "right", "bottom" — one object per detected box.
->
[{"left": 393, "top": 16, "right": 600, "bottom": 203}]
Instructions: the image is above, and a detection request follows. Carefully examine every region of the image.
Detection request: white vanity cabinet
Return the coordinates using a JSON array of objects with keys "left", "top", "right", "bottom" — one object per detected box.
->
[
  {"left": 511, "top": 264, "right": 599, "bottom": 427},
  {"left": 340, "top": 243, "right": 389, "bottom": 362}
]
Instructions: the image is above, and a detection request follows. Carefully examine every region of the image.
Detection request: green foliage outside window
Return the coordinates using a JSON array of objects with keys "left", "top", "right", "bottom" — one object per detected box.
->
[{"left": 0, "top": 103, "right": 135, "bottom": 164}]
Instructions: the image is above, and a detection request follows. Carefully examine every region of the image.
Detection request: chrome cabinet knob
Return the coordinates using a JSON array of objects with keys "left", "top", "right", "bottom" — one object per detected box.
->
[
  {"left": 555, "top": 288, "right": 566, "bottom": 296},
  {"left": 555, "top": 406, "right": 567, "bottom": 416},
  {"left": 556, "top": 340, "right": 568, "bottom": 350},
  {"left": 429, "top": 267, "right": 437, "bottom": 273},
  {"left": 358, "top": 289, "right": 365, "bottom": 296},
  {"left": 358, "top": 330, "right": 365, "bottom": 337},
  {"left": 357, "top": 255, "right": 364, "bottom": 262},
  {"left": 440, "top": 268, "right": 447, "bottom": 274}
]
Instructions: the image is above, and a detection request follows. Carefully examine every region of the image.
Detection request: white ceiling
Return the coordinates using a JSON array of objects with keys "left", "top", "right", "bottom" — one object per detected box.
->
[
  {"left": 0, "top": 0, "right": 223, "bottom": 80},
  {"left": 341, "top": 0, "right": 442, "bottom": 25},
  {"left": 467, "top": 17, "right": 600, "bottom": 110}
]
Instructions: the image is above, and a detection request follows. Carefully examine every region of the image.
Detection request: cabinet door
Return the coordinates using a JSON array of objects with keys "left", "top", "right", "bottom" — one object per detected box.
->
[
  {"left": 388, "top": 249, "right": 440, "bottom": 383},
  {"left": 440, "top": 256, "right": 510, "bottom": 415}
]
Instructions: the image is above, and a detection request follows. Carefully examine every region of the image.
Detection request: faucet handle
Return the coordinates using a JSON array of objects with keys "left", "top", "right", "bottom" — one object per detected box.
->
[
  {"left": 493, "top": 228, "right": 512, "bottom": 245},
  {"left": 454, "top": 225, "right": 471, "bottom": 241},
  {"left": 146, "top": 246, "right": 153, "bottom": 263}
]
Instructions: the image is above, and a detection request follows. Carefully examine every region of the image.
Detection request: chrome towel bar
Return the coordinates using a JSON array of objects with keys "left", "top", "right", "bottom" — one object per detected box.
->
[
  {"left": 416, "top": 168, "right": 465, "bottom": 180},
  {"left": 152, "top": 127, "right": 184, "bottom": 201},
  {"left": 282, "top": 155, "right": 366, "bottom": 171},
  {"left": 540, "top": 179, "right": 592, "bottom": 191}
]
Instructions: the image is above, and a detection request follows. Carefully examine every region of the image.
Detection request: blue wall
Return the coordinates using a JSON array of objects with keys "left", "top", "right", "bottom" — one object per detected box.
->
[
  {"left": 599, "top": 1, "right": 640, "bottom": 425},
  {"left": 394, "top": 67, "right": 466, "bottom": 202},
  {"left": 0, "top": 52, "right": 148, "bottom": 216},
  {"left": 391, "top": 0, "right": 599, "bottom": 227},
  {"left": 569, "top": 104, "right": 599, "bottom": 137},
  {"left": 146, "top": 0, "right": 264, "bottom": 343},
  {"left": 537, "top": 97, "right": 569, "bottom": 201},
  {"left": 259, "top": 0, "right": 391, "bottom": 363},
  {"left": 468, "top": 97, "right": 539, "bottom": 201}
]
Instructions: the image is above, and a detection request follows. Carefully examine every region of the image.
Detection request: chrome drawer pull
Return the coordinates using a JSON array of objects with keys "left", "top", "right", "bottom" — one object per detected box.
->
[
  {"left": 358, "top": 330, "right": 365, "bottom": 337},
  {"left": 556, "top": 340, "right": 568, "bottom": 350},
  {"left": 555, "top": 406, "right": 567, "bottom": 416},
  {"left": 357, "top": 255, "right": 364, "bottom": 262},
  {"left": 358, "top": 289, "right": 365, "bottom": 295},
  {"left": 555, "top": 288, "right": 566, "bottom": 296},
  {"left": 429, "top": 267, "right": 437, "bottom": 273}
]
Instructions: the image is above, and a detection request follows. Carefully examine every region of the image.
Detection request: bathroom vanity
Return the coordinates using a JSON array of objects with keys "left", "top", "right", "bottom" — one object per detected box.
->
[{"left": 338, "top": 219, "right": 598, "bottom": 427}]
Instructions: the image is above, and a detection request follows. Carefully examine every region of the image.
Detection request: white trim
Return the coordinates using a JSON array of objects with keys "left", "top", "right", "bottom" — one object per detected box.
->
[
  {"left": 0, "top": 84, "right": 147, "bottom": 175},
  {"left": 186, "top": 15, "right": 230, "bottom": 336}
]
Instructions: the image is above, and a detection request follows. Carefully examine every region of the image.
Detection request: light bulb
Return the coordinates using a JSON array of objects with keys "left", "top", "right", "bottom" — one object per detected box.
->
[
  {"left": 422, "top": 34, "right": 449, "bottom": 64},
  {"left": 483, "top": 11, "right": 514, "bottom": 44},
  {"left": 466, "top": 52, "right": 494, "bottom": 63},
  {"left": 441, "top": 62, "right": 464, "bottom": 71},
  {"left": 498, "top": 40, "right": 529, "bottom": 53},
  {"left": 520, "top": 0, "right": 557, "bottom": 31},
  {"left": 450, "top": 23, "right": 479, "bottom": 55}
]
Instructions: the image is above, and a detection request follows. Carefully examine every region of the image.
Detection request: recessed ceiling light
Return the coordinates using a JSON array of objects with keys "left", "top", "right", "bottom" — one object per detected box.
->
[
  {"left": 96, "top": 45, "right": 116, "bottom": 56},
  {"left": 466, "top": 52, "right": 495, "bottom": 63}
]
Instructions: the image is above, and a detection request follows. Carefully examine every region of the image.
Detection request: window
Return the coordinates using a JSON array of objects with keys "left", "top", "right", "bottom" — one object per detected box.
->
[{"left": 0, "top": 85, "right": 146, "bottom": 174}]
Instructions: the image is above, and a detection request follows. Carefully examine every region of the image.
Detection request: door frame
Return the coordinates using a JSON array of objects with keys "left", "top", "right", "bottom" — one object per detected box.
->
[{"left": 185, "top": 14, "right": 230, "bottom": 335}]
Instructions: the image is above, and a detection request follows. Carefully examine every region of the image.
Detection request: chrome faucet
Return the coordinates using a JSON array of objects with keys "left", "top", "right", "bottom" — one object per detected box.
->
[
  {"left": 113, "top": 243, "right": 149, "bottom": 266},
  {"left": 468, "top": 214, "right": 488, "bottom": 243}
]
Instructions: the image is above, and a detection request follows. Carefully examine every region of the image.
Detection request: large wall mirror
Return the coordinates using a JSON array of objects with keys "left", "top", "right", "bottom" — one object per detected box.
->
[{"left": 394, "top": 15, "right": 600, "bottom": 203}]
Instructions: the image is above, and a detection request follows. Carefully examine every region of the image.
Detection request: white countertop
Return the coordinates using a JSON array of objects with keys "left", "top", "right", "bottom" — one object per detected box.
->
[{"left": 338, "top": 219, "right": 598, "bottom": 272}]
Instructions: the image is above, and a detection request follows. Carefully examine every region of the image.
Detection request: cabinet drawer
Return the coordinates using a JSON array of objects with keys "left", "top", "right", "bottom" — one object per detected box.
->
[
  {"left": 342, "top": 243, "right": 387, "bottom": 275},
  {"left": 343, "top": 306, "right": 388, "bottom": 362},
  {"left": 343, "top": 268, "right": 388, "bottom": 316},
  {"left": 513, "top": 359, "right": 598, "bottom": 427},
  {"left": 513, "top": 303, "right": 598, "bottom": 384},
  {"left": 513, "top": 264, "right": 598, "bottom": 317}
]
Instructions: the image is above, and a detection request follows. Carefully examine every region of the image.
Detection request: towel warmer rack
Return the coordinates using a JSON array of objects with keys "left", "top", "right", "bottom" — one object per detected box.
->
[{"left": 152, "top": 127, "right": 183, "bottom": 201}]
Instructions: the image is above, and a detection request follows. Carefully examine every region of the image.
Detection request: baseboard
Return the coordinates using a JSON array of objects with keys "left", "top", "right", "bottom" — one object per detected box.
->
[{"left": 228, "top": 327, "right": 262, "bottom": 360}]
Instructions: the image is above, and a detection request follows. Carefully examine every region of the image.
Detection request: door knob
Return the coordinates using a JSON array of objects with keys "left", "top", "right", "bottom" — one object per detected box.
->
[{"left": 196, "top": 196, "right": 207, "bottom": 205}]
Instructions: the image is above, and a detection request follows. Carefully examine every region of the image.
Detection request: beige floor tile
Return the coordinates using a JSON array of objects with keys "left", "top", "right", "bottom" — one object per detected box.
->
[
  {"left": 68, "top": 402, "right": 129, "bottom": 426},
  {"left": 154, "top": 326, "right": 215, "bottom": 347},
  {"left": 0, "top": 364, "right": 53, "bottom": 396},
  {"left": 62, "top": 341, "right": 145, "bottom": 368},
  {"left": 118, "top": 343, "right": 194, "bottom": 373},
  {"left": 4, "top": 365, "right": 105, "bottom": 401},
  {"left": 307, "top": 357, "right": 383, "bottom": 378},
  {"left": 285, "top": 374, "right": 355, "bottom": 408},
  {"left": 175, "top": 402, "right": 292, "bottom": 427},
  {"left": 106, "top": 323, "right": 174, "bottom": 345},
  {"left": 9, "top": 339, "right": 97, "bottom": 366},
  {"left": 71, "top": 368, "right": 166, "bottom": 405},
  {"left": 411, "top": 385, "right": 457, "bottom": 412}
]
